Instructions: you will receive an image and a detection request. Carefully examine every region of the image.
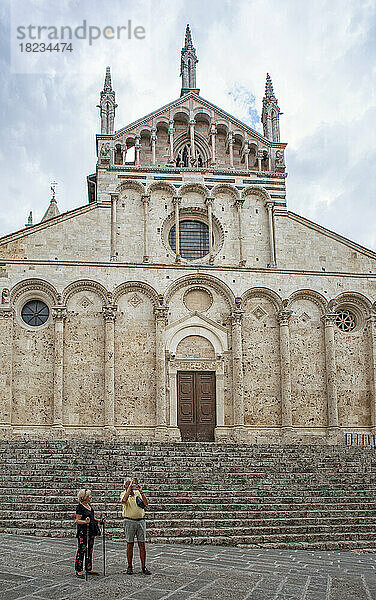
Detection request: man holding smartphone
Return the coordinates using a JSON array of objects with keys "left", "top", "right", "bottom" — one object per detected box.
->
[{"left": 120, "top": 477, "right": 151, "bottom": 575}]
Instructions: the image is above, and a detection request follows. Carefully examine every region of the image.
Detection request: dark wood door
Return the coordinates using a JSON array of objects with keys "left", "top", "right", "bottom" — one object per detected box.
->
[{"left": 177, "top": 371, "right": 216, "bottom": 441}]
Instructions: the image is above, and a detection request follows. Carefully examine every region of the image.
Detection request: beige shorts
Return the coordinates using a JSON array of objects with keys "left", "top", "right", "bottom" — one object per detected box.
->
[{"left": 124, "top": 518, "right": 146, "bottom": 543}]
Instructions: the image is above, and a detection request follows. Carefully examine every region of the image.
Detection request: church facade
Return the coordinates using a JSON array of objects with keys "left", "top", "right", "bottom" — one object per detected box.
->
[{"left": 0, "top": 26, "right": 375, "bottom": 444}]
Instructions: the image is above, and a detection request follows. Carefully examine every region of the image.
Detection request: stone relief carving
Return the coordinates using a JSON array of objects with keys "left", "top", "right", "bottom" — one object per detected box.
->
[
  {"left": 1, "top": 288, "right": 10, "bottom": 304},
  {"left": 128, "top": 293, "right": 143, "bottom": 308}
]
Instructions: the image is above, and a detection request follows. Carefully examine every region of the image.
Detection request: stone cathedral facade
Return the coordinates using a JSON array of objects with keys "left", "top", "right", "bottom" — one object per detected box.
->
[{"left": 0, "top": 26, "right": 375, "bottom": 444}]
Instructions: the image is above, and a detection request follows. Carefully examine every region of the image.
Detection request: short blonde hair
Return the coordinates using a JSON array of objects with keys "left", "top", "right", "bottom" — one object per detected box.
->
[{"left": 77, "top": 488, "right": 91, "bottom": 503}]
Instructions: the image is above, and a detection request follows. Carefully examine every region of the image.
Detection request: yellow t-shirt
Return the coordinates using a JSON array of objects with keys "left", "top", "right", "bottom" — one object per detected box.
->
[{"left": 120, "top": 489, "right": 145, "bottom": 519}]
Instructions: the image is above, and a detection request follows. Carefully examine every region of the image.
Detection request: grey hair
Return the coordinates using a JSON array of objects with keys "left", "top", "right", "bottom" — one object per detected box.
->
[{"left": 77, "top": 488, "right": 91, "bottom": 503}]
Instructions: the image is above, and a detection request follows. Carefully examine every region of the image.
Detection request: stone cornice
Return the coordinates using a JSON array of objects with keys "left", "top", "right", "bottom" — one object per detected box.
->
[{"left": 1, "top": 258, "right": 376, "bottom": 280}]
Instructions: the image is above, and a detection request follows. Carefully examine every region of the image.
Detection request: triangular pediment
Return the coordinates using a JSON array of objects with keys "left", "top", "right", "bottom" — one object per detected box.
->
[{"left": 111, "top": 92, "right": 284, "bottom": 148}]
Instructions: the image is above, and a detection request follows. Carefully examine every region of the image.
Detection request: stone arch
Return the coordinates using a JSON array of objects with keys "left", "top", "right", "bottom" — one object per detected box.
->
[
  {"left": 179, "top": 183, "right": 210, "bottom": 199},
  {"left": 173, "top": 133, "right": 211, "bottom": 167},
  {"left": 287, "top": 289, "right": 327, "bottom": 315},
  {"left": 115, "top": 180, "right": 146, "bottom": 195},
  {"left": 147, "top": 181, "right": 177, "bottom": 196},
  {"left": 113, "top": 281, "right": 159, "bottom": 307},
  {"left": 166, "top": 317, "right": 227, "bottom": 356},
  {"left": 242, "top": 287, "right": 281, "bottom": 311},
  {"left": 211, "top": 183, "right": 240, "bottom": 201},
  {"left": 241, "top": 185, "right": 272, "bottom": 205},
  {"left": 172, "top": 108, "right": 190, "bottom": 122},
  {"left": 63, "top": 280, "right": 108, "bottom": 305},
  {"left": 333, "top": 291, "right": 372, "bottom": 314},
  {"left": 165, "top": 273, "right": 234, "bottom": 308},
  {"left": 10, "top": 278, "right": 59, "bottom": 305}
]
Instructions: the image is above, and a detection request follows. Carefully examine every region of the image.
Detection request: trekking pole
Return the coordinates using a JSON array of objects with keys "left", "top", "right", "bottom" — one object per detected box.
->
[
  {"left": 85, "top": 523, "right": 88, "bottom": 581},
  {"left": 101, "top": 514, "right": 106, "bottom": 577}
]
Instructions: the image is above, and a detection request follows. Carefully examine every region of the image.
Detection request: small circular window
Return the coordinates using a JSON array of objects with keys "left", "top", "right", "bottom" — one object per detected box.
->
[
  {"left": 21, "top": 300, "right": 49, "bottom": 326},
  {"left": 335, "top": 309, "right": 356, "bottom": 332},
  {"left": 168, "top": 220, "right": 209, "bottom": 260}
]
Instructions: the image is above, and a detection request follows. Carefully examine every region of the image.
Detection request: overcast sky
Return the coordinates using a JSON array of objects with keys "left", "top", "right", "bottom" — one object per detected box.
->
[{"left": 0, "top": 0, "right": 375, "bottom": 251}]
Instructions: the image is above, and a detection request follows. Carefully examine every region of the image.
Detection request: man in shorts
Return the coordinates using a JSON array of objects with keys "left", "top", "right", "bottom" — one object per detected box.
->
[{"left": 120, "top": 477, "right": 151, "bottom": 575}]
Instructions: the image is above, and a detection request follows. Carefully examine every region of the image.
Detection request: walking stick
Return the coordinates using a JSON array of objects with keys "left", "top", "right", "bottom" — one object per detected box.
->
[
  {"left": 101, "top": 514, "right": 106, "bottom": 577},
  {"left": 85, "top": 523, "right": 88, "bottom": 581}
]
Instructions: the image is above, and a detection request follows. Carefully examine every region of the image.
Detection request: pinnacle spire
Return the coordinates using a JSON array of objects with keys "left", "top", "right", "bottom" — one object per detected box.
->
[
  {"left": 265, "top": 73, "right": 275, "bottom": 99},
  {"left": 41, "top": 182, "right": 60, "bottom": 222},
  {"left": 184, "top": 24, "right": 193, "bottom": 48},
  {"left": 98, "top": 66, "right": 117, "bottom": 134},
  {"left": 180, "top": 24, "right": 199, "bottom": 96},
  {"left": 103, "top": 66, "right": 112, "bottom": 92},
  {"left": 262, "top": 73, "right": 282, "bottom": 142}
]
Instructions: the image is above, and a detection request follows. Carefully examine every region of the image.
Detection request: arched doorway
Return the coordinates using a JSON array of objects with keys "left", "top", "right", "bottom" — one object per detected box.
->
[{"left": 165, "top": 314, "right": 227, "bottom": 442}]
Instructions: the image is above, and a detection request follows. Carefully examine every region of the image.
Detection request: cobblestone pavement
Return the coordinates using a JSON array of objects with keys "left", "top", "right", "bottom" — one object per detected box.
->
[{"left": 1, "top": 534, "right": 376, "bottom": 600}]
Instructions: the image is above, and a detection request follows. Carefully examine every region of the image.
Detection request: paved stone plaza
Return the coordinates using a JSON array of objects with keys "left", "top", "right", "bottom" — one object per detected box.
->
[{"left": 1, "top": 534, "right": 376, "bottom": 600}]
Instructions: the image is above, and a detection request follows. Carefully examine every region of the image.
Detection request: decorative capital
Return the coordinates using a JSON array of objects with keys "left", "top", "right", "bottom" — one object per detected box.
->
[
  {"left": 205, "top": 197, "right": 214, "bottom": 207},
  {"left": 210, "top": 123, "right": 217, "bottom": 135},
  {"left": 257, "top": 149, "right": 264, "bottom": 159},
  {"left": 265, "top": 201, "right": 275, "bottom": 211},
  {"left": 0, "top": 306, "right": 13, "bottom": 320},
  {"left": 231, "top": 309, "right": 244, "bottom": 326},
  {"left": 110, "top": 193, "right": 119, "bottom": 203},
  {"left": 154, "top": 305, "right": 169, "bottom": 324},
  {"left": 321, "top": 312, "right": 337, "bottom": 326},
  {"left": 141, "top": 194, "right": 151, "bottom": 204},
  {"left": 235, "top": 297, "right": 242, "bottom": 309},
  {"left": 51, "top": 306, "right": 67, "bottom": 321},
  {"left": 173, "top": 195, "right": 182, "bottom": 206},
  {"left": 277, "top": 310, "right": 293, "bottom": 326},
  {"left": 234, "top": 198, "right": 245, "bottom": 209},
  {"left": 102, "top": 304, "right": 118, "bottom": 321},
  {"left": 189, "top": 118, "right": 196, "bottom": 126}
]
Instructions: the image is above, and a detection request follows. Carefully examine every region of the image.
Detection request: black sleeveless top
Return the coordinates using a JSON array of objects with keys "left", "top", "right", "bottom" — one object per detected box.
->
[{"left": 76, "top": 503, "right": 96, "bottom": 538}]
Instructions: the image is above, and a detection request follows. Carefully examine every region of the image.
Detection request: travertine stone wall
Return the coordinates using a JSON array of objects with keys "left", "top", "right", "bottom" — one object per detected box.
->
[
  {"left": 335, "top": 326, "right": 370, "bottom": 427},
  {"left": 12, "top": 322, "right": 54, "bottom": 425},
  {"left": 289, "top": 298, "right": 327, "bottom": 427},
  {"left": 242, "top": 296, "right": 281, "bottom": 426},
  {"left": 114, "top": 291, "right": 156, "bottom": 427},
  {"left": 64, "top": 290, "right": 105, "bottom": 426},
  {"left": 176, "top": 336, "right": 215, "bottom": 358}
]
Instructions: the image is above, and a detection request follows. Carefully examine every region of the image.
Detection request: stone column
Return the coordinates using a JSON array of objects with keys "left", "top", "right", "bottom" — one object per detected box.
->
[
  {"left": 154, "top": 305, "right": 169, "bottom": 438},
  {"left": 173, "top": 196, "right": 181, "bottom": 262},
  {"left": 257, "top": 149, "right": 263, "bottom": 171},
  {"left": 110, "top": 193, "right": 118, "bottom": 261},
  {"left": 266, "top": 201, "right": 276, "bottom": 267},
  {"left": 244, "top": 143, "right": 250, "bottom": 171},
  {"left": 210, "top": 123, "right": 217, "bottom": 163},
  {"left": 103, "top": 304, "right": 117, "bottom": 432},
  {"left": 142, "top": 194, "right": 150, "bottom": 262},
  {"left": 205, "top": 197, "right": 214, "bottom": 260},
  {"left": 228, "top": 132, "right": 234, "bottom": 167},
  {"left": 0, "top": 305, "right": 14, "bottom": 434},
  {"left": 368, "top": 306, "right": 376, "bottom": 430},
  {"left": 231, "top": 307, "right": 245, "bottom": 439},
  {"left": 52, "top": 306, "right": 67, "bottom": 430},
  {"left": 322, "top": 313, "right": 339, "bottom": 429},
  {"left": 235, "top": 198, "right": 246, "bottom": 266},
  {"left": 151, "top": 127, "right": 157, "bottom": 165},
  {"left": 189, "top": 119, "right": 196, "bottom": 160},
  {"left": 277, "top": 308, "right": 293, "bottom": 428},
  {"left": 168, "top": 121, "right": 174, "bottom": 163},
  {"left": 135, "top": 136, "right": 140, "bottom": 165}
]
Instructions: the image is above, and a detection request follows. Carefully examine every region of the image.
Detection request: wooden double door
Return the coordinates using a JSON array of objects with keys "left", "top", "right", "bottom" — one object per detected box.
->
[{"left": 177, "top": 371, "right": 216, "bottom": 442}]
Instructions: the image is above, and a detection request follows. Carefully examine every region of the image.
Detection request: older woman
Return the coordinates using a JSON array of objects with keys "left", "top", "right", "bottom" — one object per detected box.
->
[{"left": 75, "top": 488, "right": 103, "bottom": 578}]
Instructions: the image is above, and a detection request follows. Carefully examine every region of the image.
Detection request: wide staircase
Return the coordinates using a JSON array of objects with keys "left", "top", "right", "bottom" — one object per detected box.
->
[{"left": 0, "top": 441, "right": 375, "bottom": 550}]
